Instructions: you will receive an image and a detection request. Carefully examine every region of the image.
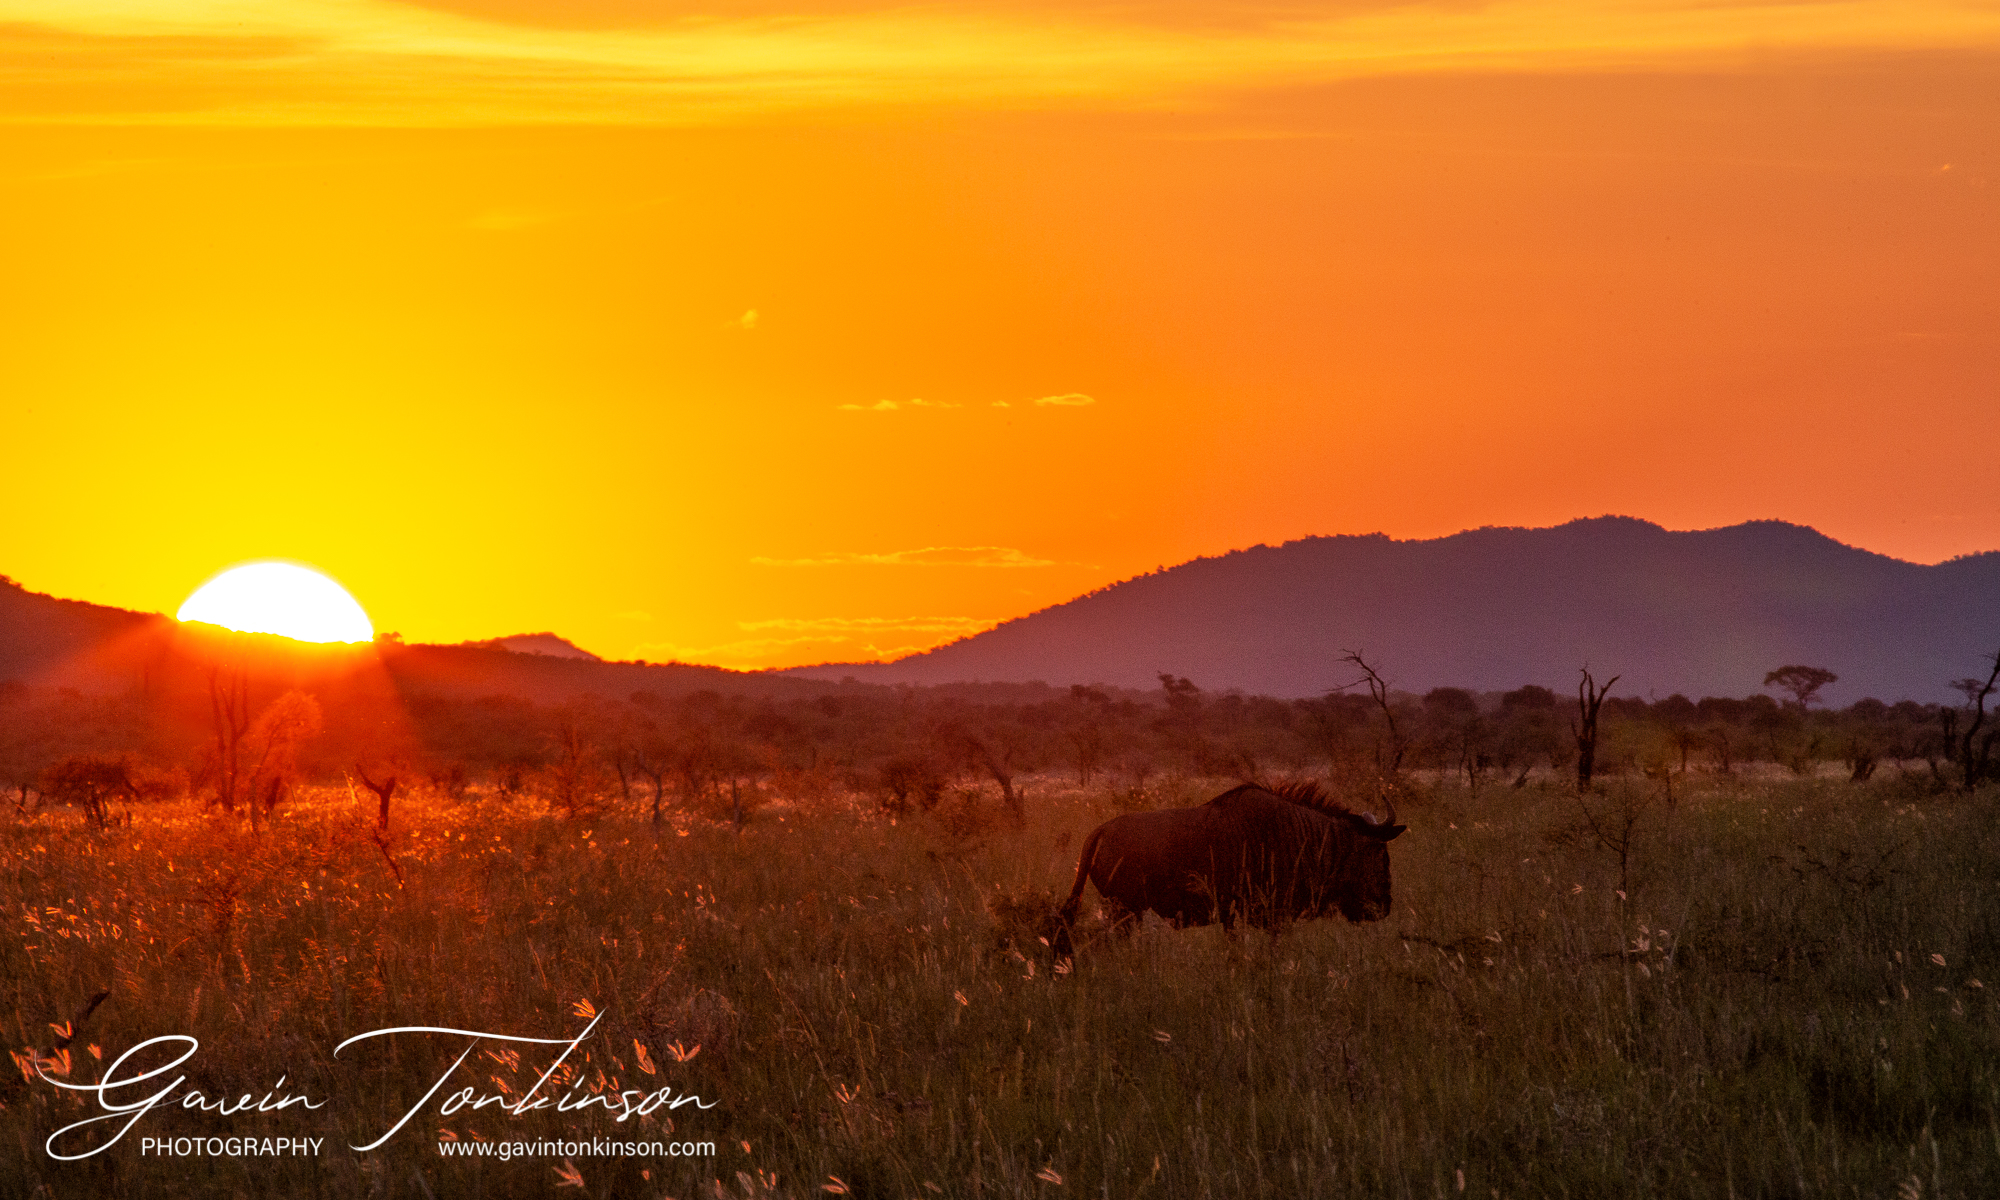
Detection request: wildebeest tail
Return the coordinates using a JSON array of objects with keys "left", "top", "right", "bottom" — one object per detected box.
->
[{"left": 1053, "top": 825, "right": 1106, "bottom": 958}]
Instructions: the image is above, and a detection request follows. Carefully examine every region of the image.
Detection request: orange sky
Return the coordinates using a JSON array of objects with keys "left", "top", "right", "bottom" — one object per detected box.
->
[{"left": 3, "top": 2, "right": 1997, "bottom": 670}]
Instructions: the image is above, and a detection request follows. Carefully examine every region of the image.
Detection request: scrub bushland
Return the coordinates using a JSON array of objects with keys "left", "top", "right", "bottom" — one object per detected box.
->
[{"left": 4, "top": 771, "right": 1998, "bottom": 1199}]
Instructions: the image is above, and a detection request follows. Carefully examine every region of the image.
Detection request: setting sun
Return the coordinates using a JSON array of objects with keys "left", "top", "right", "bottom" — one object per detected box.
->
[{"left": 176, "top": 562, "right": 375, "bottom": 644}]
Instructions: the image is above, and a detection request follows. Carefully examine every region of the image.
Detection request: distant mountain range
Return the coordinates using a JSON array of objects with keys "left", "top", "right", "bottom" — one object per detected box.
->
[
  {"left": 6, "top": 517, "right": 1996, "bottom": 706},
  {"left": 782, "top": 518, "right": 2000, "bottom": 704}
]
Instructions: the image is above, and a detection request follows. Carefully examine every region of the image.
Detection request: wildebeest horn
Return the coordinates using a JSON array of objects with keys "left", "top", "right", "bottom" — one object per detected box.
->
[{"left": 1355, "top": 790, "right": 1405, "bottom": 840}]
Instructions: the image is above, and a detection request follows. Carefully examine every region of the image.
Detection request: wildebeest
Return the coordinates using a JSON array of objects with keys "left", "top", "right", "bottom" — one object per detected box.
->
[{"left": 1054, "top": 781, "right": 1405, "bottom": 953}]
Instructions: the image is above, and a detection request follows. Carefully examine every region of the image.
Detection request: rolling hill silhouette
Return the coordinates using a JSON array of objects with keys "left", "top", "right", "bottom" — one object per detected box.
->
[
  {"left": 0, "top": 575, "right": 825, "bottom": 705},
  {"left": 782, "top": 518, "right": 2000, "bottom": 703}
]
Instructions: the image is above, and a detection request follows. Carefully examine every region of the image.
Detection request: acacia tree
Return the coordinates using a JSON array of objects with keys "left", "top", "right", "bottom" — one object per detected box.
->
[
  {"left": 1154, "top": 674, "right": 1210, "bottom": 774},
  {"left": 1496, "top": 685, "right": 1564, "bottom": 785},
  {"left": 1422, "top": 687, "right": 1486, "bottom": 791},
  {"left": 42, "top": 756, "right": 135, "bottom": 828},
  {"left": 1765, "top": 665, "right": 1838, "bottom": 711},
  {"left": 1296, "top": 692, "right": 1370, "bottom": 775}
]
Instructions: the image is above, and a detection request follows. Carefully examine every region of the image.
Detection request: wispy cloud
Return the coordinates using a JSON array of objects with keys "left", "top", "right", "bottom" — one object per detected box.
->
[
  {"left": 736, "top": 615, "right": 995, "bottom": 636},
  {"left": 6, "top": 1, "right": 1991, "bottom": 126},
  {"left": 751, "top": 545, "right": 1057, "bottom": 567},
  {"left": 835, "top": 398, "right": 961, "bottom": 411},
  {"left": 1034, "top": 393, "right": 1095, "bottom": 406}
]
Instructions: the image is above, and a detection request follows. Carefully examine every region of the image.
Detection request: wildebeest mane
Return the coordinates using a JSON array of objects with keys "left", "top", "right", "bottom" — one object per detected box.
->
[{"left": 1222, "top": 779, "right": 1359, "bottom": 819}]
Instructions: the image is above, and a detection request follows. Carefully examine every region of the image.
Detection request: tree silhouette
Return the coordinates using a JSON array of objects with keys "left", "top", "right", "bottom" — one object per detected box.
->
[
  {"left": 207, "top": 667, "right": 251, "bottom": 813},
  {"left": 356, "top": 765, "right": 397, "bottom": 831},
  {"left": 1574, "top": 668, "right": 1621, "bottom": 791},
  {"left": 1339, "top": 651, "right": 1408, "bottom": 779},
  {"left": 1764, "top": 665, "right": 1838, "bottom": 711},
  {"left": 1949, "top": 649, "right": 2000, "bottom": 791},
  {"left": 243, "top": 691, "right": 322, "bottom": 833},
  {"left": 42, "top": 756, "right": 134, "bottom": 828}
]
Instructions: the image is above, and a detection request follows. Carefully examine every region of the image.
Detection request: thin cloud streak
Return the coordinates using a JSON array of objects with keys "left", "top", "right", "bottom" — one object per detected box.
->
[
  {"left": 4, "top": 1, "right": 1997, "bottom": 124},
  {"left": 736, "top": 615, "right": 995, "bottom": 635},
  {"left": 835, "top": 398, "right": 962, "bottom": 411},
  {"left": 751, "top": 546, "right": 1060, "bottom": 568}
]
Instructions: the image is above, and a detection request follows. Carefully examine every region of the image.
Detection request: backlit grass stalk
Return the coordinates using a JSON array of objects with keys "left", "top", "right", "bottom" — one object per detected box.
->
[{"left": 1, "top": 773, "right": 1996, "bottom": 1197}]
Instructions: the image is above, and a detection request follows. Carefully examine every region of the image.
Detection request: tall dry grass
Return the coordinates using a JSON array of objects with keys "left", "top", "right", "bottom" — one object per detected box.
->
[{"left": 4, "top": 770, "right": 1997, "bottom": 1198}]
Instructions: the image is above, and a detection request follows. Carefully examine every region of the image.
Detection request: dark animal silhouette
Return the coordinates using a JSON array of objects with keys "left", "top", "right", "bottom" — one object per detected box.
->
[{"left": 1054, "top": 782, "right": 1405, "bottom": 954}]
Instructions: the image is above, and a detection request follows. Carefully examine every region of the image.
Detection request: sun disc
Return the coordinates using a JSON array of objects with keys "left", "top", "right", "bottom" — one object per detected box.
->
[{"left": 177, "top": 562, "right": 375, "bottom": 644}]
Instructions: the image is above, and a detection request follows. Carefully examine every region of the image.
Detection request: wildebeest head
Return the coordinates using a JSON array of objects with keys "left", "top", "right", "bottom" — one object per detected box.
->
[{"left": 1330, "top": 803, "right": 1405, "bottom": 921}]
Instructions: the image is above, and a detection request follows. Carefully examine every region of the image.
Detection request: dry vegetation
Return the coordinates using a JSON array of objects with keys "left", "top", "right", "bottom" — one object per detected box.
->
[{"left": 4, "top": 765, "right": 1999, "bottom": 1199}]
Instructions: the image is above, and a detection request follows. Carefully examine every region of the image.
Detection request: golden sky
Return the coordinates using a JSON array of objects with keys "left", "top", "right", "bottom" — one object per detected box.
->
[{"left": 4, "top": 1, "right": 1997, "bottom": 669}]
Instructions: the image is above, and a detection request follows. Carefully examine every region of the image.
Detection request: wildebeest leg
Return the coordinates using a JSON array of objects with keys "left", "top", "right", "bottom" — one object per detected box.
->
[{"left": 1101, "top": 899, "right": 1140, "bottom": 939}]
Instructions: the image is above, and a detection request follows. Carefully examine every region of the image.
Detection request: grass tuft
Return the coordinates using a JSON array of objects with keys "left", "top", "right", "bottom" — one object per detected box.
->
[{"left": 3, "top": 773, "right": 1998, "bottom": 1197}]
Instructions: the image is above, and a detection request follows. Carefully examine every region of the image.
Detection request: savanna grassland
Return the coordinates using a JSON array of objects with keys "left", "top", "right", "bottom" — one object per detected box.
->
[{"left": 4, "top": 769, "right": 1998, "bottom": 1200}]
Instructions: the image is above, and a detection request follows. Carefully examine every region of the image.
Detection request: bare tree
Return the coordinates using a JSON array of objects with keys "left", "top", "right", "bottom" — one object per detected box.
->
[
  {"left": 356, "top": 764, "right": 397, "bottom": 831},
  {"left": 1950, "top": 649, "right": 2000, "bottom": 791},
  {"left": 1577, "top": 785, "right": 1648, "bottom": 900},
  {"left": 208, "top": 668, "right": 251, "bottom": 812},
  {"left": 353, "top": 761, "right": 404, "bottom": 884},
  {"left": 1574, "top": 668, "right": 1621, "bottom": 792},
  {"left": 629, "top": 741, "right": 671, "bottom": 826},
  {"left": 1339, "top": 651, "right": 1408, "bottom": 780},
  {"left": 954, "top": 726, "right": 1033, "bottom": 827}
]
